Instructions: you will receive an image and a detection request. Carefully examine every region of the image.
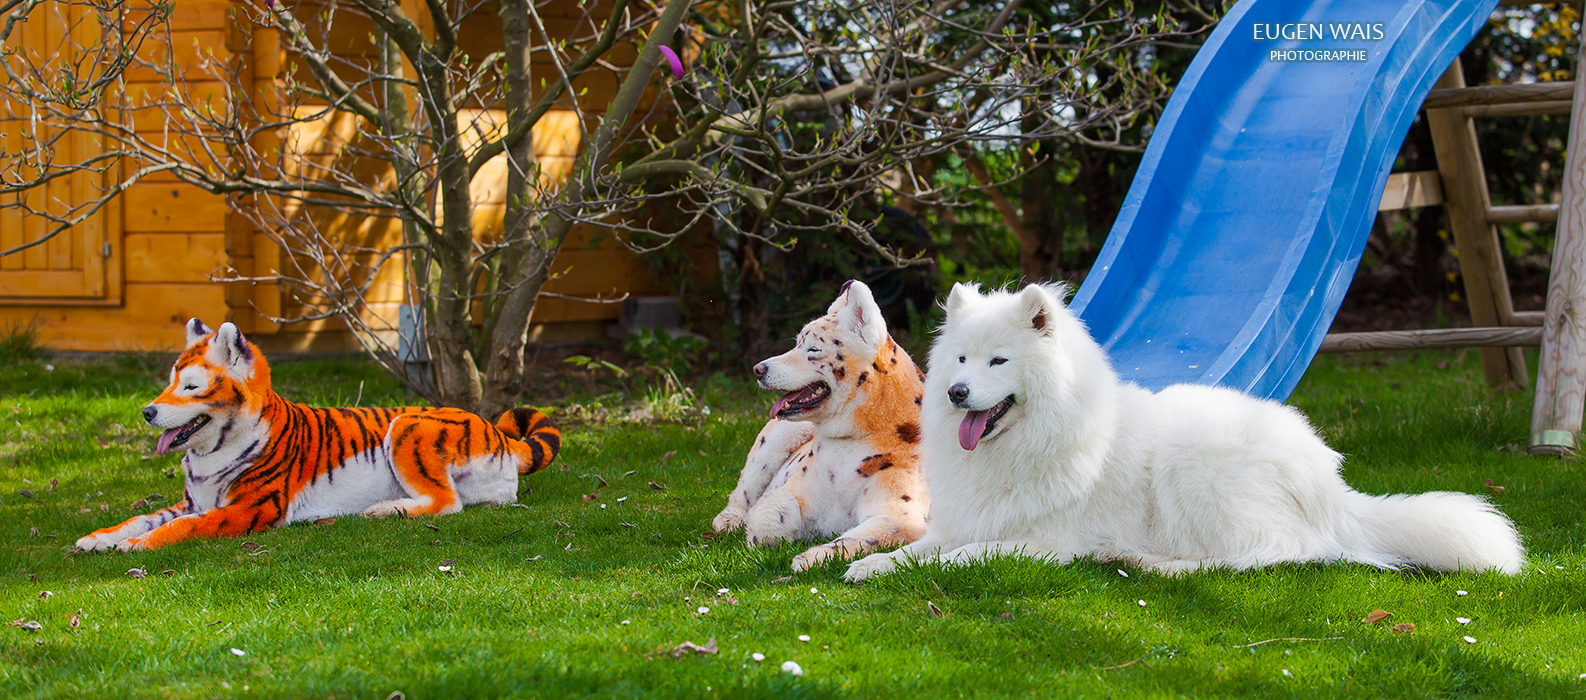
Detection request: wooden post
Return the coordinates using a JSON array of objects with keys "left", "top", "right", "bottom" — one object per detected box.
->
[
  {"left": 1529, "top": 52, "right": 1586, "bottom": 456},
  {"left": 1425, "top": 59, "right": 1529, "bottom": 390}
]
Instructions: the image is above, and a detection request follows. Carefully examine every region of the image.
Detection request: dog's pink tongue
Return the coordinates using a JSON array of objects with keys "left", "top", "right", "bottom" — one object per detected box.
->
[
  {"left": 769, "top": 389, "right": 803, "bottom": 419},
  {"left": 155, "top": 428, "right": 182, "bottom": 456},
  {"left": 959, "top": 410, "right": 991, "bottom": 451}
]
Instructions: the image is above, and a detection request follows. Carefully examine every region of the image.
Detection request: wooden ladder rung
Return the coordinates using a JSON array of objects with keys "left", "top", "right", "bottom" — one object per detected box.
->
[
  {"left": 1424, "top": 82, "right": 1573, "bottom": 109},
  {"left": 1319, "top": 327, "right": 1543, "bottom": 353},
  {"left": 1466, "top": 100, "right": 1573, "bottom": 118},
  {"left": 1488, "top": 203, "right": 1559, "bottom": 223},
  {"left": 1512, "top": 310, "right": 1546, "bottom": 326}
]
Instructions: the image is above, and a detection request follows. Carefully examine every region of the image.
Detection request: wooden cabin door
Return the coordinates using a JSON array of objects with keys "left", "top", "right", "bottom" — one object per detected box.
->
[{"left": 0, "top": 0, "right": 119, "bottom": 303}]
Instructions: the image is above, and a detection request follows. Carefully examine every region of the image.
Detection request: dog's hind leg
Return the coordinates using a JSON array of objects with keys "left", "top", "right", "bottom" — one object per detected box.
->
[
  {"left": 362, "top": 414, "right": 466, "bottom": 518},
  {"left": 714, "top": 420, "right": 815, "bottom": 533}
]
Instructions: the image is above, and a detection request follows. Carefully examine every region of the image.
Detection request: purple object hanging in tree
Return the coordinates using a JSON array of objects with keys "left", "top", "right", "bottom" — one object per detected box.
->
[{"left": 658, "top": 45, "right": 684, "bottom": 79}]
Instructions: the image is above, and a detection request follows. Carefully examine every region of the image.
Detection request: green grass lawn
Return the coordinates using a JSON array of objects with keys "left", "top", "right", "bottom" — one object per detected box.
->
[{"left": 1, "top": 348, "right": 1583, "bottom": 698}]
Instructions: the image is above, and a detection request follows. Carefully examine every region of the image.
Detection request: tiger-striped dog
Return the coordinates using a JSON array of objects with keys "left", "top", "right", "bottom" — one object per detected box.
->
[
  {"left": 712, "top": 280, "right": 929, "bottom": 571},
  {"left": 75, "top": 319, "right": 560, "bottom": 552}
]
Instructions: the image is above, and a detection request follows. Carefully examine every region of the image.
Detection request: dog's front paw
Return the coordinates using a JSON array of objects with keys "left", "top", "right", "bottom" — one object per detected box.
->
[
  {"left": 114, "top": 536, "right": 148, "bottom": 552},
  {"left": 75, "top": 533, "right": 123, "bottom": 553},
  {"left": 791, "top": 544, "right": 835, "bottom": 573},
  {"left": 712, "top": 508, "right": 745, "bottom": 533},
  {"left": 843, "top": 551, "right": 898, "bottom": 582}
]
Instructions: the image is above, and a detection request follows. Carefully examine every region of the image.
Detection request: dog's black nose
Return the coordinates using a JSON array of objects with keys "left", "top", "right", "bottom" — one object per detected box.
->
[
  {"left": 948, "top": 383, "right": 970, "bottom": 404},
  {"left": 142, "top": 406, "right": 158, "bottom": 424},
  {"left": 753, "top": 362, "right": 769, "bottom": 379}
]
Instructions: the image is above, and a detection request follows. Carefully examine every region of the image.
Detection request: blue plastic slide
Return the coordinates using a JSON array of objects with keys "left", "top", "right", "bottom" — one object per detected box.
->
[{"left": 1069, "top": 0, "right": 1499, "bottom": 401}]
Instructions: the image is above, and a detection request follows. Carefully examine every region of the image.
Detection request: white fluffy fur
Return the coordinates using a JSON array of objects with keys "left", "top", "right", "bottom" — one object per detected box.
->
[{"left": 845, "top": 284, "right": 1524, "bottom": 581}]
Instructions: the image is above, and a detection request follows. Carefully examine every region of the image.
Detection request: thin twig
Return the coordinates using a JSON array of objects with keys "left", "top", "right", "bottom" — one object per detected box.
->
[
  {"left": 1099, "top": 659, "right": 1144, "bottom": 671},
  {"left": 491, "top": 527, "right": 525, "bottom": 544}
]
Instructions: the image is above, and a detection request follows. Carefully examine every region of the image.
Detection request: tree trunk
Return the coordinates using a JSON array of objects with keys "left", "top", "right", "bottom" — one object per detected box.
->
[
  {"left": 1018, "top": 139, "right": 1061, "bottom": 281},
  {"left": 475, "top": 0, "right": 696, "bottom": 416},
  {"left": 737, "top": 231, "right": 774, "bottom": 363}
]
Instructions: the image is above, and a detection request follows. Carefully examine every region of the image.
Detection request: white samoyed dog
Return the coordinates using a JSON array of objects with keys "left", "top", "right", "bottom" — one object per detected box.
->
[{"left": 844, "top": 283, "right": 1524, "bottom": 581}]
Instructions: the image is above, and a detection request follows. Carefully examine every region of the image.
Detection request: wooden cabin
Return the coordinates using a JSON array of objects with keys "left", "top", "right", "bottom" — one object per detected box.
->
[{"left": 0, "top": 0, "right": 711, "bottom": 353}]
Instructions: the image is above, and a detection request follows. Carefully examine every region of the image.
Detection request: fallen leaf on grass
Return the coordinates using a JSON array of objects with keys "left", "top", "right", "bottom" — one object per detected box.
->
[
  {"left": 28, "top": 528, "right": 38, "bottom": 537},
  {"left": 128, "top": 499, "right": 147, "bottom": 510},
  {"left": 6, "top": 618, "right": 27, "bottom": 626},
  {"left": 47, "top": 479, "right": 57, "bottom": 490},
  {"left": 1389, "top": 623, "right": 1414, "bottom": 634},
  {"left": 583, "top": 492, "right": 600, "bottom": 501},
  {"left": 77, "top": 508, "right": 90, "bottom": 515},
  {"left": 314, "top": 517, "right": 337, "bottom": 526},
  {"left": 662, "top": 451, "right": 677, "bottom": 463},
  {"left": 1363, "top": 609, "right": 1392, "bottom": 624},
  {"left": 648, "top": 482, "right": 665, "bottom": 491},
  {"left": 68, "top": 611, "right": 80, "bottom": 629},
  {"left": 620, "top": 522, "right": 636, "bottom": 529},
  {"left": 623, "top": 470, "right": 637, "bottom": 477},
  {"left": 668, "top": 637, "right": 718, "bottom": 658},
  {"left": 524, "top": 555, "right": 542, "bottom": 562},
  {"left": 424, "top": 524, "right": 440, "bottom": 532},
  {"left": 126, "top": 568, "right": 146, "bottom": 579},
  {"left": 162, "top": 569, "right": 175, "bottom": 577},
  {"left": 1485, "top": 478, "right": 1505, "bottom": 496},
  {"left": 240, "top": 541, "right": 261, "bottom": 551},
  {"left": 98, "top": 504, "right": 108, "bottom": 512},
  {"left": 698, "top": 450, "right": 707, "bottom": 457},
  {"left": 593, "top": 474, "right": 609, "bottom": 488},
  {"left": 19, "top": 620, "right": 41, "bottom": 632},
  {"left": 95, "top": 437, "right": 109, "bottom": 449},
  {"left": 701, "top": 532, "right": 717, "bottom": 541},
  {"left": 17, "top": 489, "right": 33, "bottom": 498},
  {"left": 37, "top": 591, "right": 51, "bottom": 600},
  {"left": 927, "top": 601, "right": 943, "bottom": 617}
]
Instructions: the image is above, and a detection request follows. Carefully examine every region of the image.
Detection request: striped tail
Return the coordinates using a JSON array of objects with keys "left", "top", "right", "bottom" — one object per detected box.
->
[{"left": 496, "top": 407, "right": 562, "bottom": 475}]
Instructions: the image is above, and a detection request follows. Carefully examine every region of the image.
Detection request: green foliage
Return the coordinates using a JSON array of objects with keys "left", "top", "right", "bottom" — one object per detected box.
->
[
  {"left": 624, "top": 329, "right": 707, "bottom": 374},
  {"left": 562, "top": 354, "right": 630, "bottom": 377},
  {"left": 2, "top": 352, "right": 1584, "bottom": 697},
  {"left": 0, "top": 318, "right": 45, "bottom": 365}
]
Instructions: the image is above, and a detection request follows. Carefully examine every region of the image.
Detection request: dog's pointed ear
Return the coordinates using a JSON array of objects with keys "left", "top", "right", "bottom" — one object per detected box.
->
[
  {"left": 184, "top": 318, "right": 213, "bottom": 348},
  {"left": 836, "top": 280, "right": 886, "bottom": 346},
  {"left": 945, "top": 283, "right": 977, "bottom": 319},
  {"left": 206, "top": 322, "right": 256, "bottom": 377},
  {"left": 1019, "top": 285, "right": 1056, "bottom": 336},
  {"left": 826, "top": 279, "right": 856, "bottom": 316}
]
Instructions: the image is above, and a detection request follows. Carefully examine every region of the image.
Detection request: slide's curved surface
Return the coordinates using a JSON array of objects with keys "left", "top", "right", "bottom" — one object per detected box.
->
[{"left": 1070, "top": 0, "right": 1498, "bottom": 400}]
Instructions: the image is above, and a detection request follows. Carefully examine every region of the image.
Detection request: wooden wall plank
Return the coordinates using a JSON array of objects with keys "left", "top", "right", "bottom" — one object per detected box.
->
[
  {"left": 125, "top": 233, "right": 229, "bottom": 283},
  {"left": 125, "top": 30, "right": 228, "bottom": 82},
  {"left": 0, "top": 283, "right": 228, "bottom": 351},
  {"left": 123, "top": 184, "right": 228, "bottom": 233}
]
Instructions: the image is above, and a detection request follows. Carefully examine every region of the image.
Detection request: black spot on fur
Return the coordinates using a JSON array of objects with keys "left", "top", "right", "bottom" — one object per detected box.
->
[
  {"left": 857, "top": 372, "right": 868, "bottom": 386},
  {"left": 834, "top": 339, "right": 842, "bottom": 346},
  {"left": 901, "top": 494, "right": 912, "bottom": 501},
  {"left": 835, "top": 353, "right": 845, "bottom": 362},
  {"left": 914, "top": 395, "right": 923, "bottom": 405},
  {"left": 896, "top": 422, "right": 920, "bottom": 444},
  {"left": 759, "top": 436, "right": 766, "bottom": 446},
  {"left": 833, "top": 367, "right": 846, "bottom": 382}
]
